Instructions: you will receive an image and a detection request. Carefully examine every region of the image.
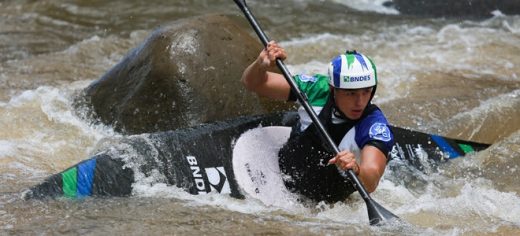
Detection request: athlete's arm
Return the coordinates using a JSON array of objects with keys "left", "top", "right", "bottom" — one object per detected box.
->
[
  {"left": 358, "top": 145, "right": 387, "bottom": 192},
  {"left": 241, "top": 41, "right": 291, "bottom": 100},
  {"left": 328, "top": 146, "right": 387, "bottom": 193}
]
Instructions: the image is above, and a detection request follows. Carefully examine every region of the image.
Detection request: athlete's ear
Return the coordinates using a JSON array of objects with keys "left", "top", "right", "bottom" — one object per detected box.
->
[{"left": 329, "top": 85, "right": 336, "bottom": 103}]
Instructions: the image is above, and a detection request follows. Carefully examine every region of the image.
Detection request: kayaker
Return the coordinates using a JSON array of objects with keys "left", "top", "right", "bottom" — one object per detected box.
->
[{"left": 240, "top": 41, "right": 395, "bottom": 203}]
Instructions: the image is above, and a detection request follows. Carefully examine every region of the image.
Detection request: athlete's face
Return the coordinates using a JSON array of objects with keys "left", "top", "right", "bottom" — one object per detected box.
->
[{"left": 334, "top": 87, "right": 373, "bottom": 120}]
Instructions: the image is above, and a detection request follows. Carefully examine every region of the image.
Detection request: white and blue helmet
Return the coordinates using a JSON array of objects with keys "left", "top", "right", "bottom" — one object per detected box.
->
[{"left": 328, "top": 50, "right": 377, "bottom": 89}]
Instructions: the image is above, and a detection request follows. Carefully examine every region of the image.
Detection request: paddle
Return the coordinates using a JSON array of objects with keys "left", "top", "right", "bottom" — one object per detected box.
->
[{"left": 233, "top": 0, "right": 400, "bottom": 225}]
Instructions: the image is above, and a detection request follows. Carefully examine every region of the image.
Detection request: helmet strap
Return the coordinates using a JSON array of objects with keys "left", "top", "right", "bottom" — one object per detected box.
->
[
  {"left": 370, "top": 85, "right": 377, "bottom": 102},
  {"left": 332, "top": 105, "right": 352, "bottom": 121}
]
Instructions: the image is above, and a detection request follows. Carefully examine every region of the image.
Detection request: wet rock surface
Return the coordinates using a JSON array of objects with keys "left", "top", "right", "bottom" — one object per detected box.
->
[{"left": 78, "top": 14, "right": 292, "bottom": 134}]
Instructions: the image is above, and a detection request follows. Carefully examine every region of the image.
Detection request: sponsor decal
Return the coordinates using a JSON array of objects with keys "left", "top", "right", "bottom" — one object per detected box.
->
[
  {"left": 343, "top": 75, "right": 371, "bottom": 83},
  {"left": 205, "top": 167, "right": 231, "bottom": 194},
  {"left": 186, "top": 156, "right": 207, "bottom": 194},
  {"left": 369, "top": 123, "right": 392, "bottom": 142},
  {"left": 186, "top": 156, "right": 230, "bottom": 194},
  {"left": 299, "top": 74, "right": 317, "bottom": 82}
]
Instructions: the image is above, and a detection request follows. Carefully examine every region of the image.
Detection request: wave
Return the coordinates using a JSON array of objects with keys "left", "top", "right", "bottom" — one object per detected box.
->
[{"left": 330, "top": 0, "right": 399, "bottom": 15}]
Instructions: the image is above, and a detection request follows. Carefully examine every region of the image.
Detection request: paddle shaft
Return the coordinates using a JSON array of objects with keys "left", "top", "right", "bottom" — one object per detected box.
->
[{"left": 234, "top": 0, "right": 372, "bottom": 201}]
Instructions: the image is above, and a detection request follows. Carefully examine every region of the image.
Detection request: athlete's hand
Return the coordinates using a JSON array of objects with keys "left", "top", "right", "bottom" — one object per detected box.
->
[
  {"left": 257, "top": 41, "right": 287, "bottom": 69},
  {"left": 328, "top": 150, "right": 360, "bottom": 175}
]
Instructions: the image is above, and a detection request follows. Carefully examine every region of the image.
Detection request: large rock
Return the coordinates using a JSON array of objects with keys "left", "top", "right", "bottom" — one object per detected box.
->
[
  {"left": 392, "top": 0, "right": 520, "bottom": 18},
  {"left": 78, "top": 14, "right": 292, "bottom": 134}
]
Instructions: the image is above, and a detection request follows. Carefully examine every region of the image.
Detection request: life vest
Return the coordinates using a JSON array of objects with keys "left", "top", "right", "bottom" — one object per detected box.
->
[{"left": 278, "top": 95, "right": 383, "bottom": 203}]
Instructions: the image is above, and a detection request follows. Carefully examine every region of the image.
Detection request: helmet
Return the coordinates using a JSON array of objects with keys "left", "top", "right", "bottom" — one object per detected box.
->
[{"left": 328, "top": 50, "right": 377, "bottom": 89}]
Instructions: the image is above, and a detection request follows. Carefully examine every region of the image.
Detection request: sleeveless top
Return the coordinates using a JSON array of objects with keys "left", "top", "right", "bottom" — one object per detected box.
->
[{"left": 279, "top": 74, "right": 394, "bottom": 203}]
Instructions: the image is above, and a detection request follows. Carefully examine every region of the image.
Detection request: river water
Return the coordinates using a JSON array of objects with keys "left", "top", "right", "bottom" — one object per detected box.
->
[{"left": 1, "top": 0, "right": 520, "bottom": 235}]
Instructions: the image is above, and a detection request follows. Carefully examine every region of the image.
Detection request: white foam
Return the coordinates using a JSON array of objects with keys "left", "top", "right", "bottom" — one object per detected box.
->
[
  {"left": 6, "top": 89, "right": 38, "bottom": 107},
  {"left": 0, "top": 84, "right": 122, "bottom": 181},
  {"left": 130, "top": 172, "right": 314, "bottom": 218},
  {"left": 132, "top": 182, "right": 287, "bottom": 215},
  {"left": 313, "top": 198, "right": 367, "bottom": 224},
  {"left": 409, "top": 182, "right": 520, "bottom": 223},
  {"left": 481, "top": 12, "right": 520, "bottom": 35},
  {"left": 7, "top": 85, "right": 118, "bottom": 141},
  {"left": 331, "top": 0, "right": 399, "bottom": 15},
  {"left": 64, "top": 35, "right": 101, "bottom": 54},
  {"left": 281, "top": 19, "right": 520, "bottom": 105},
  {"left": 281, "top": 33, "right": 344, "bottom": 47},
  {"left": 0, "top": 140, "right": 16, "bottom": 158},
  {"left": 427, "top": 89, "right": 520, "bottom": 138}
]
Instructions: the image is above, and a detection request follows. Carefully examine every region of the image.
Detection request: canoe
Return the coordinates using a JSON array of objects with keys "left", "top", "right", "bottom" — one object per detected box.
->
[{"left": 23, "top": 112, "right": 489, "bottom": 200}]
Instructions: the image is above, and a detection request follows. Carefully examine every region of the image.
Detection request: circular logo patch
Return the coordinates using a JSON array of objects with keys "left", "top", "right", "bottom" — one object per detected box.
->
[{"left": 369, "top": 123, "right": 392, "bottom": 142}]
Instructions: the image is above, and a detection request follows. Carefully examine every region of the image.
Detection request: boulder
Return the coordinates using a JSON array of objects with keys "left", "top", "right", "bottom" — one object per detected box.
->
[
  {"left": 78, "top": 14, "right": 292, "bottom": 134},
  {"left": 392, "top": 0, "right": 520, "bottom": 18}
]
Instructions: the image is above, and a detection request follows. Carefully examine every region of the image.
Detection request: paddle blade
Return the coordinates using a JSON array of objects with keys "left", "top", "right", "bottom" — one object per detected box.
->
[{"left": 366, "top": 199, "right": 400, "bottom": 225}]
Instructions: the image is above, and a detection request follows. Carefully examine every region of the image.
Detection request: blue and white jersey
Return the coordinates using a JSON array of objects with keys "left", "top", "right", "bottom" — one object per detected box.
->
[
  {"left": 337, "top": 109, "right": 394, "bottom": 161},
  {"left": 292, "top": 73, "right": 394, "bottom": 159}
]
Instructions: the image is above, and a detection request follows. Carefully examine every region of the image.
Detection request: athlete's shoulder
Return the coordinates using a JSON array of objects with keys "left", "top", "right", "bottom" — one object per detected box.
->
[
  {"left": 293, "top": 73, "right": 331, "bottom": 106},
  {"left": 362, "top": 108, "right": 391, "bottom": 128},
  {"left": 355, "top": 107, "right": 394, "bottom": 149},
  {"left": 293, "top": 73, "right": 329, "bottom": 85}
]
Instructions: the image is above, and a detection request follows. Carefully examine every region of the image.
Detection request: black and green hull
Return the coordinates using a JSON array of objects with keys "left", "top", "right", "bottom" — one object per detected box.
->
[{"left": 24, "top": 112, "right": 489, "bottom": 200}]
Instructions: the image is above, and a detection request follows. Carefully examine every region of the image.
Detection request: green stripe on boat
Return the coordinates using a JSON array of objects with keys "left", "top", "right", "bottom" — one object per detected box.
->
[
  {"left": 62, "top": 167, "right": 78, "bottom": 198},
  {"left": 458, "top": 143, "right": 475, "bottom": 154}
]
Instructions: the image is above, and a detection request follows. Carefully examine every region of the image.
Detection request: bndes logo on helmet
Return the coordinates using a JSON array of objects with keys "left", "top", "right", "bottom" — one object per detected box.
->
[
  {"left": 186, "top": 156, "right": 231, "bottom": 195},
  {"left": 343, "top": 75, "right": 371, "bottom": 83}
]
